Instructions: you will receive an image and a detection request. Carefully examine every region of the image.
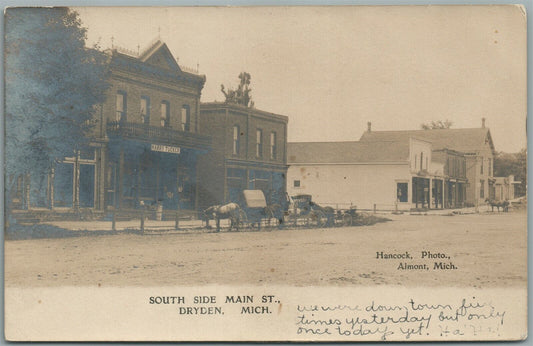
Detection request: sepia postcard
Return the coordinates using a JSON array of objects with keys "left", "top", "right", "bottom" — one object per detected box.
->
[{"left": 3, "top": 5, "right": 528, "bottom": 342}]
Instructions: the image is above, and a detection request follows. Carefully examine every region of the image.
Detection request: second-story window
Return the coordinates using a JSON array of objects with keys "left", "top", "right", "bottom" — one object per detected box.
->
[
  {"left": 160, "top": 101, "right": 170, "bottom": 127},
  {"left": 480, "top": 156, "right": 484, "bottom": 175},
  {"left": 116, "top": 91, "right": 126, "bottom": 122},
  {"left": 256, "top": 129, "right": 263, "bottom": 158},
  {"left": 181, "top": 105, "right": 190, "bottom": 131},
  {"left": 488, "top": 158, "right": 492, "bottom": 176},
  {"left": 270, "top": 132, "right": 277, "bottom": 160},
  {"left": 140, "top": 96, "right": 150, "bottom": 124},
  {"left": 233, "top": 125, "right": 240, "bottom": 155}
]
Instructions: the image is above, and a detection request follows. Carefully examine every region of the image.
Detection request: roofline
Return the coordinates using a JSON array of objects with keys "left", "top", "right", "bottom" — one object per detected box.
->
[
  {"left": 432, "top": 148, "right": 466, "bottom": 156},
  {"left": 109, "top": 49, "right": 206, "bottom": 84},
  {"left": 201, "top": 102, "right": 288, "bottom": 122},
  {"left": 288, "top": 161, "right": 409, "bottom": 166},
  {"left": 288, "top": 139, "right": 410, "bottom": 145},
  {"left": 409, "top": 137, "right": 433, "bottom": 145},
  {"left": 362, "top": 127, "right": 491, "bottom": 133}
]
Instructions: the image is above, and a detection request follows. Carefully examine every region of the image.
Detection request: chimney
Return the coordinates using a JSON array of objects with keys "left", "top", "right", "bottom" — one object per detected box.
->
[
  {"left": 482, "top": 117, "right": 486, "bottom": 128},
  {"left": 367, "top": 122, "right": 372, "bottom": 132}
]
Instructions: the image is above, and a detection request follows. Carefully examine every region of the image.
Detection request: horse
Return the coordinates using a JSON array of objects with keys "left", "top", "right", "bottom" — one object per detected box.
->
[
  {"left": 485, "top": 198, "right": 509, "bottom": 212},
  {"left": 203, "top": 202, "right": 243, "bottom": 232}
]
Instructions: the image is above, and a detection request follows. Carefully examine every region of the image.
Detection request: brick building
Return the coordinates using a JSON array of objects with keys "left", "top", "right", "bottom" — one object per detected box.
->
[
  {"left": 11, "top": 40, "right": 291, "bottom": 219},
  {"left": 197, "top": 102, "right": 288, "bottom": 209},
  {"left": 51, "top": 40, "right": 211, "bottom": 216}
]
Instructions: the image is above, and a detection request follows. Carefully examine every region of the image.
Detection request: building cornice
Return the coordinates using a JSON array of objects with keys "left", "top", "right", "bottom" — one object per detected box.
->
[{"left": 201, "top": 102, "right": 288, "bottom": 123}]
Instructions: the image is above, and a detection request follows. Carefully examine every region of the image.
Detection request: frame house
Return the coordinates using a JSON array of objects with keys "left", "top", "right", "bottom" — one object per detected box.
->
[
  {"left": 287, "top": 134, "right": 447, "bottom": 211},
  {"left": 359, "top": 119, "right": 495, "bottom": 207}
]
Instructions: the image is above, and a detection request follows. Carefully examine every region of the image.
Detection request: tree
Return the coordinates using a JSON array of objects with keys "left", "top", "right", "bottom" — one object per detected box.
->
[
  {"left": 420, "top": 120, "right": 453, "bottom": 130},
  {"left": 493, "top": 149, "right": 527, "bottom": 197},
  {"left": 220, "top": 72, "right": 254, "bottom": 107},
  {"left": 5, "top": 8, "right": 109, "bottom": 206}
]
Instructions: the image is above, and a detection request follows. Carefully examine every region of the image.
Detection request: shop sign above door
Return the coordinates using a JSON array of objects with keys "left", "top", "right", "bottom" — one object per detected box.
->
[{"left": 151, "top": 144, "right": 181, "bottom": 154}]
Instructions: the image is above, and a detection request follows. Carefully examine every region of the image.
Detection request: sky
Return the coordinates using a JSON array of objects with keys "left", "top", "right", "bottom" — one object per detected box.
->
[{"left": 74, "top": 6, "right": 527, "bottom": 153}]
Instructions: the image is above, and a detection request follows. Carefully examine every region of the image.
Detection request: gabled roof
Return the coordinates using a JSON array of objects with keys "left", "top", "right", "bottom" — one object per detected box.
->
[
  {"left": 359, "top": 128, "right": 495, "bottom": 154},
  {"left": 138, "top": 39, "right": 181, "bottom": 71},
  {"left": 107, "top": 40, "right": 206, "bottom": 87},
  {"left": 288, "top": 140, "right": 410, "bottom": 164}
]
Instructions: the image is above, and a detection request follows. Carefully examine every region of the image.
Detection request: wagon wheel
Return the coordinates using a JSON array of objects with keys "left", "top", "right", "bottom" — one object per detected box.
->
[
  {"left": 306, "top": 210, "right": 327, "bottom": 227},
  {"left": 342, "top": 213, "right": 352, "bottom": 227}
]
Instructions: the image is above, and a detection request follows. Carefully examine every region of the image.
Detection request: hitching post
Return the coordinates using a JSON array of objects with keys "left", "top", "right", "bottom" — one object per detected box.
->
[
  {"left": 175, "top": 185, "right": 183, "bottom": 230},
  {"left": 140, "top": 201, "right": 145, "bottom": 234},
  {"left": 112, "top": 210, "right": 116, "bottom": 232},
  {"left": 175, "top": 204, "right": 180, "bottom": 229},
  {"left": 294, "top": 203, "right": 299, "bottom": 227},
  {"left": 112, "top": 164, "right": 117, "bottom": 232}
]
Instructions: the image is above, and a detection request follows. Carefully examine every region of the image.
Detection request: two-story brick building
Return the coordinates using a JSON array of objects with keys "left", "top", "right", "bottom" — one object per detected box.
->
[
  {"left": 50, "top": 40, "right": 211, "bottom": 216},
  {"left": 14, "top": 40, "right": 291, "bottom": 219},
  {"left": 197, "top": 102, "right": 288, "bottom": 209}
]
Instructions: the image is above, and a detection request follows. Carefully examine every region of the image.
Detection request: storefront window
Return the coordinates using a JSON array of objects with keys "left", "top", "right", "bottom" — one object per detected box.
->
[{"left": 397, "top": 182, "right": 408, "bottom": 202}]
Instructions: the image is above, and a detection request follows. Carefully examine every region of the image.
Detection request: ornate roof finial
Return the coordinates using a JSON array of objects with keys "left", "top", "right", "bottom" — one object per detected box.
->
[
  {"left": 158, "top": 26, "right": 161, "bottom": 39},
  {"left": 111, "top": 36, "right": 114, "bottom": 48}
]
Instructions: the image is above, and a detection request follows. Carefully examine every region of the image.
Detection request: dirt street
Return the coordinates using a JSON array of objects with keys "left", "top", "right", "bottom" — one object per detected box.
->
[{"left": 4, "top": 211, "right": 526, "bottom": 288}]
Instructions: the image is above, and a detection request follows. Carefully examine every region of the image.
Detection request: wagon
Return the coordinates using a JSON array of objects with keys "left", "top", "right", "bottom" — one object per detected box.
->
[
  {"left": 287, "top": 194, "right": 356, "bottom": 227},
  {"left": 287, "top": 194, "right": 330, "bottom": 227},
  {"left": 331, "top": 206, "right": 357, "bottom": 227},
  {"left": 237, "top": 190, "right": 283, "bottom": 230}
]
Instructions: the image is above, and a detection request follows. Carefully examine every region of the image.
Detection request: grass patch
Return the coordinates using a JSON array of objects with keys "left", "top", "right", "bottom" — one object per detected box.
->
[{"left": 351, "top": 213, "right": 391, "bottom": 226}]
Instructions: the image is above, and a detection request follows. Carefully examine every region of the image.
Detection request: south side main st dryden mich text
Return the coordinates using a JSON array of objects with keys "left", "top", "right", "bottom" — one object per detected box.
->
[
  {"left": 376, "top": 251, "right": 458, "bottom": 271},
  {"left": 148, "top": 295, "right": 280, "bottom": 315}
]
